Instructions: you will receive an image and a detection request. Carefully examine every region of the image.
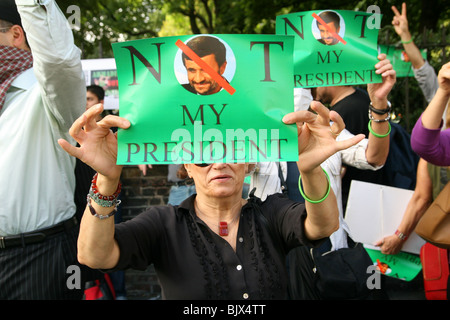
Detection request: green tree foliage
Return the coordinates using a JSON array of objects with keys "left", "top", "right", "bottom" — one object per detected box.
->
[{"left": 56, "top": 0, "right": 165, "bottom": 58}]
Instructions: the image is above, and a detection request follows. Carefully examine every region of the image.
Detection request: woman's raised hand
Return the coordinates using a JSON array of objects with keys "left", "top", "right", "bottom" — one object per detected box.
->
[
  {"left": 282, "top": 101, "right": 364, "bottom": 173},
  {"left": 58, "top": 104, "right": 130, "bottom": 181}
]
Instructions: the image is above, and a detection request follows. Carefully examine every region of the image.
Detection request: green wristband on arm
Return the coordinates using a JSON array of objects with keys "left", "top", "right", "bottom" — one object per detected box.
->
[
  {"left": 401, "top": 38, "right": 413, "bottom": 44},
  {"left": 368, "top": 120, "right": 391, "bottom": 138},
  {"left": 298, "top": 167, "right": 331, "bottom": 204}
]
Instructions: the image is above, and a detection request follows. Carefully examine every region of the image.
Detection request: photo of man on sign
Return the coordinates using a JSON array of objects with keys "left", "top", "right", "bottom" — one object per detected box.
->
[
  {"left": 312, "top": 10, "right": 346, "bottom": 46},
  {"left": 176, "top": 35, "right": 234, "bottom": 95},
  {"left": 276, "top": 9, "right": 381, "bottom": 88}
]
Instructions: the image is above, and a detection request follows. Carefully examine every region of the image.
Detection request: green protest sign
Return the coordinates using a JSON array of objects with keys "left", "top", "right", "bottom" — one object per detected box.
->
[
  {"left": 276, "top": 10, "right": 382, "bottom": 88},
  {"left": 365, "top": 247, "right": 422, "bottom": 281},
  {"left": 379, "top": 44, "right": 427, "bottom": 78},
  {"left": 111, "top": 34, "right": 298, "bottom": 165}
]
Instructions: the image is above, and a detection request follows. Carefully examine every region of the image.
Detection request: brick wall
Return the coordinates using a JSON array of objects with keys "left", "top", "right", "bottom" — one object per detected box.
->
[{"left": 119, "top": 164, "right": 170, "bottom": 300}]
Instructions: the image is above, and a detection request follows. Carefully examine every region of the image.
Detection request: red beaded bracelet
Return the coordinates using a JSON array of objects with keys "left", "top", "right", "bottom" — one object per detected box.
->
[{"left": 88, "top": 173, "right": 122, "bottom": 207}]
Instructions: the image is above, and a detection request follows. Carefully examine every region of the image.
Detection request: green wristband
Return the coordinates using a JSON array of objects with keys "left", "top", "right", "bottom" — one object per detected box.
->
[
  {"left": 401, "top": 38, "right": 413, "bottom": 44},
  {"left": 368, "top": 120, "right": 391, "bottom": 138},
  {"left": 298, "top": 167, "right": 331, "bottom": 204}
]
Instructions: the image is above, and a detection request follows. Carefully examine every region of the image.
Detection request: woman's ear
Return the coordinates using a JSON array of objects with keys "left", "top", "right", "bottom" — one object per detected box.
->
[{"left": 183, "top": 164, "right": 192, "bottom": 178}]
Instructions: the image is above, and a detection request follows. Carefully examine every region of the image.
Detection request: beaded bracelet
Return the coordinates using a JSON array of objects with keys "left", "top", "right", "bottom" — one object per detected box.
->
[
  {"left": 368, "top": 120, "right": 391, "bottom": 138},
  {"left": 87, "top": 195, "right": 119, "bottom": 220},
  {"left": 298, "top": 168, "right": 331, "bottom": 204},
  {"left": 88, "top": 173, "right": 122, "bottom": 207}
]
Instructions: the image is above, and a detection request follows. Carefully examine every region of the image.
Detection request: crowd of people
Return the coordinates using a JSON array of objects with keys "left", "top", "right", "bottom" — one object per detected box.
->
[{"left": 0, "top": 0, "right": 448, "bottom": 300}]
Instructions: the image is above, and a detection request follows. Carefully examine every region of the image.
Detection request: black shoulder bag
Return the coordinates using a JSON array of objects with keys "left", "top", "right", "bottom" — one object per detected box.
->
[{"left": 310, "top": 236, "right": 373, "bottom": 300}]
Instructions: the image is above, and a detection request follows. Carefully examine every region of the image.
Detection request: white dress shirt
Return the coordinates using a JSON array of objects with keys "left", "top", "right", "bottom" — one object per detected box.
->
[
  {"left": 322, "top": 129, "right": 382, "bottom": 250},
  {"left": 0, "top": 0, "right": 85, "bottom": 236}
]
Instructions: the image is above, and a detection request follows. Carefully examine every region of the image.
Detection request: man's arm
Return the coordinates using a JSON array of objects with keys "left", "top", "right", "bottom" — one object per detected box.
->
[
  {"left": 391, "top": 3, "right": 438, "bottom": 102},
  {"left": 16, "top": 0, "right": 85, "bottom": 130},
  {"left": 391, "top": 3, "right": 424, "bottom": 70},
  {"left": 413, "top": 61, "right": 439, "bottom": 104}
]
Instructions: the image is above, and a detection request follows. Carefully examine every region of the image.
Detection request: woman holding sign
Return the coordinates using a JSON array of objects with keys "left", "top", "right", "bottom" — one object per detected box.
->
[{"left": 58, "top": 102, "right": 364, "bottom": 299}]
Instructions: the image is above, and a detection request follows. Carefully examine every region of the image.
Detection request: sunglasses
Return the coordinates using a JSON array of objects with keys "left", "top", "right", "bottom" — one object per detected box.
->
[
  {"left": 194, "top": 163, "right": 213, "bottom": 167},
  {"left": 194, "top": 162, "right": 243, "bottom": 167}
]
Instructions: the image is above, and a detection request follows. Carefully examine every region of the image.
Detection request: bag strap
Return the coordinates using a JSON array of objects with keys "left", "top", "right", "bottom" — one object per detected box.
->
[{"left": 277, "top": 162, "right": 288, "bottom": 195}]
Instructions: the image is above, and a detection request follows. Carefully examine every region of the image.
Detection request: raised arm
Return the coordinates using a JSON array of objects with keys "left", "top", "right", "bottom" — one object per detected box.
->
[
  {"left": 420, "top": 63, "right": 450, "bottom": 129},
  {"left": 58, "top": 104, "right": 131, "bottom": 269},
  {"left": 16, "top": 0, "right": 85, "bottom": 130},
  {"left": 391, "top": 3, "right": 424, "bottom": 70},
  {"left": 364, "top": 53, "right": 396, "bottom": 166},
  {"left": 283, "top": 102, "right": 365, "bottom": 240},
  {"left": 391, "top": 2, "right": 438, "bottom": 102},
  {"left": 411, "top": 63, "right": 450, "bottom": 166}
]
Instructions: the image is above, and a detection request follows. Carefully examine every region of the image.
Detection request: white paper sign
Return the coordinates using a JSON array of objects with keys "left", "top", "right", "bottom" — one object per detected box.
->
[
  {"left": 81, "top": 58, "right": 119, "bottom": 110},
  {"left": 344, "top": 180, "right": 425, "bottom": 254}
]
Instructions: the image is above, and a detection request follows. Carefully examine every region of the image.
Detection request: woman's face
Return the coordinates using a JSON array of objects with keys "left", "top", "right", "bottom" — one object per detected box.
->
[{"left": 185, "top": 163, "right": 248, "bottom": 199}]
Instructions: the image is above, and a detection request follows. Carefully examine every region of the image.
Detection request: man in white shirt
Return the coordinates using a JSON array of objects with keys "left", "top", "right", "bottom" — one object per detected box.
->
[{"left": 0, "top": 0, "right": 85, "bottom": 299}]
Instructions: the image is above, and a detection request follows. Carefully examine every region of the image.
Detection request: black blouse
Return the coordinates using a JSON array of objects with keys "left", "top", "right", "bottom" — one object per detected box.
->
[{"left": 112, "top": 193, "right": 321, "bottom": 299}]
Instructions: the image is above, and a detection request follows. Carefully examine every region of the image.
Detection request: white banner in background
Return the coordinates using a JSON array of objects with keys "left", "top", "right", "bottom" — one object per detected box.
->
[{"left": 81, "top": 58, "right": 119, "bottom": 110}]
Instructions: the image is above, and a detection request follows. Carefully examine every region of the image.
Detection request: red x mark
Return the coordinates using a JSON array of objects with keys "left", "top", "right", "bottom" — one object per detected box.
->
[
  {"left": 176, "top": 39, "right": 236, "bottom": 95},
  {"left": 312, "top": 13, "right": 347, "bottom": 45}
]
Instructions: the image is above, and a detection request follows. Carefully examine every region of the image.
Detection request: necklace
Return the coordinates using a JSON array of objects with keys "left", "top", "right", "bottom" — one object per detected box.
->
[
  {"left": 195, "top": 203, "right": 241, "bottom": 237},
  {"left": 217, "top": 214, "right": 240, "bottom": 236},
  {"left": 201, "top": 213, "right": 240, "bottom": 236}
]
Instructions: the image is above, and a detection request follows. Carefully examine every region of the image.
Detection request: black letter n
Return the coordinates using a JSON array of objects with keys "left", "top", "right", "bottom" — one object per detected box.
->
[
  {"left": 280, "top": 15, "right": 305, "bottom": 39},
  {"left": 122, "top": 43, "right": 164, "bottom": 85}
]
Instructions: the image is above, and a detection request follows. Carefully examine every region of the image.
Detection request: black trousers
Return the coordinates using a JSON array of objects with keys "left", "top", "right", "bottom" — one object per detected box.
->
[{"left": 0, "top": 225, "right": 83, "bottom": 300}]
